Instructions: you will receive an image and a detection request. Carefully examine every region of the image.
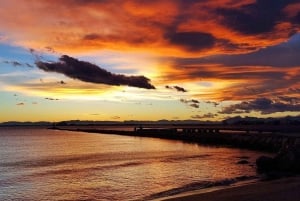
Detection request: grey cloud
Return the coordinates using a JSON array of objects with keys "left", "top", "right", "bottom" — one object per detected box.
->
[
  {"left": 205, "top": 101, "right": 219, "bottom": 107},
  {"left": 172, "top": 34, "right": 300, "bottom": 68},
  {"left": 221, "top": 98, "right": 300, "bottom": 115},
  {"left": 58, "top": 80, "right": 66, "bottom": 85},
  {"left": 26, "top": 63, "right": 34, "bottom": 68},
  {"left": 165, "top": 31, "right": 215, "bottom": 51},
  {"left": 190, "top": 103, "right": 199, "bottom": 108},
  {"left": 45, "top": 98, "right": 60, "bottom": 101},
  {"left": 3, "top": 61, "right": 22, "bottom": 67},
  {"left": 191, "top": 99, "right": 200, "bottom": 104},
  {"left": 3, "top": 60, "right": 34, "bottom": 68},
  {"left": 166, "top": 85, "right": 187, "bottom": 92},
  {"left": 191, "top": 113, "right": 218, "bottom": 119},
  {"left": 217, "top": 0, "right": 299, "bottom": 35},
  {"left": 180, "top": 99, "right": 200, "bottom": 108},
  {"left": 173, "top": 86, "right": 187, "bottom": 92}
]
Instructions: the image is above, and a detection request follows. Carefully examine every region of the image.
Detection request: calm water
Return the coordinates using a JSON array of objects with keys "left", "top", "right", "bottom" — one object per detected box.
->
[{"left": 0, "top": 128, "right": 269, "bottom": 201}]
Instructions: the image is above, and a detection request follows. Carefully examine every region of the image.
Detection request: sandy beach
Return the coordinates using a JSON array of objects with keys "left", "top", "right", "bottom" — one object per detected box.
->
[{"left": 160, "top": 176, "right": 300, "bottom": 201}]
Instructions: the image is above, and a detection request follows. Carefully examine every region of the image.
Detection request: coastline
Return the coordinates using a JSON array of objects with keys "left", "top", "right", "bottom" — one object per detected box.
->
[
  {"left": 157, "top": 176, "right": 300, "bottom": 201},
  {"left": 51, "top": 126, "right": 300, "bottom": 201}
]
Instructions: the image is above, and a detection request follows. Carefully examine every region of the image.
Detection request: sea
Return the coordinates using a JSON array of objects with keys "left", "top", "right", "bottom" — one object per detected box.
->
[{"left": 0, "top": 127, "right": 272, "bottom": 201}]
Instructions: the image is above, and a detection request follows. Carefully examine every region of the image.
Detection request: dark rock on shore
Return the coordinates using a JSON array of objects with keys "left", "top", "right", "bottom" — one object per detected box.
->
[
  {"left": 237, "top": 160, "right": 249, "bottom": 165},
  {"left": 256, "top": 144, "right": 300, "bottom": 175},
  {"left": 256, "top": 156, "right": 275, "bottom": 172},
  {"left": 275, "top": 145, "right": 300, "bottom": 172}
]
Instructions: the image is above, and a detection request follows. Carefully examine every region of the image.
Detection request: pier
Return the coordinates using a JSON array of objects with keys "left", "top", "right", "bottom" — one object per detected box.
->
[{"left": 53, "top": 124, "right": 300, "bottom": 152}]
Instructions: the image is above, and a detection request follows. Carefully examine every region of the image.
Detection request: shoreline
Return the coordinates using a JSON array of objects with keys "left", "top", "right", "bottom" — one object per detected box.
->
[
  {"left": 157, "top": 176, "right": 300, "bottom": 201},
  {"left": 51, "top": 127, "right": 300, "bottom": 201},
  {"left": 143, "top": 176, "right": 261, "bottom": 201}
]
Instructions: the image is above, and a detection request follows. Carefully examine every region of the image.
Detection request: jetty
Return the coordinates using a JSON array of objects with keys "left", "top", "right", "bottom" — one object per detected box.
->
[{"left": 52, "top": 124, "right": 300, "bottom": 152}]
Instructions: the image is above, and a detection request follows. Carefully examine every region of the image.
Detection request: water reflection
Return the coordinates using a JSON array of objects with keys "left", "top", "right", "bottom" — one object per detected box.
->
[{"left": 0, "top": 128, "right": 271, "bottom": 200}]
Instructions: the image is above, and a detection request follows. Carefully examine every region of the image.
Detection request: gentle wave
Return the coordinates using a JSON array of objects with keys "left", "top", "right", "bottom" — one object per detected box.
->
[
  {"left": 142, "top": 176, "right": 258, "bottom": 200},
  {"left": 0, "top": 153, "right": 211, "bottom": 168},
  {"left": 0, "top": 154, "right": 213, "bottom": 187},
  {"left": 161, "top": 154, "right": 211, "bottom": 163}
]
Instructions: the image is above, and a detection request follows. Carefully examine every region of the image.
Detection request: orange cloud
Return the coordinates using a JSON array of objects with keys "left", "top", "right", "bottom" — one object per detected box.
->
[
  {"left": 0, "top": 0, "right": 298, "bottom": 57},
  {"left": 283, "top": 2, "right": 300, "bottom": 18}
]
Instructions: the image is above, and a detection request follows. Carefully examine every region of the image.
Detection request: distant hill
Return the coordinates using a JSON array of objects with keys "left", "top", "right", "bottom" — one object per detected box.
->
[
  {"left": 223, "top": 116, "right": 300, "bottom": 125},
  {"left": 0, "top": 121, "right": 52, "bottom": 126},
  {"left": 1, "top": 116, "right": 299, "bottom": 126}
]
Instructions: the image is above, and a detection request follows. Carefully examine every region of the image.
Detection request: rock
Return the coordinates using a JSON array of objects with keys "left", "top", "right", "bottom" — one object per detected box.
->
[
  {"left": 274, "top": 144, "right": 300, "bottom": 173},
  {"left": 256, "top": 156, "right": 275, "bottom": 173},
  {"left": 256, "top": 144, "right": 300, "bottom": 174},
  {"left": 237, "top": 160, "right": 249, "bottom": 165}
]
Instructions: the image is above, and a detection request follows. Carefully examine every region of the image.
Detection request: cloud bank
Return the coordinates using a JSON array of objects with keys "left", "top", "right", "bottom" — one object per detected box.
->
[
  {"left": 221, "top": 98, "right": 300, "bottom": 115},
  {"left": 1, "top": 0, "right": 299, "bottom": 55}
]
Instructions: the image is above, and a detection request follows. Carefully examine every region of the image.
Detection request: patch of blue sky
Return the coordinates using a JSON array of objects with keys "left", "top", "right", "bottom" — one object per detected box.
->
[
  {"left": 77, "top": 51, "right": 151, "bottom": 75},
  {"left": 0, "top": 43, "right": 33, "bottom": 62},
  {"left": 78, "top": 55, "right": 138, "bottom": 74},
  {"left": 0, "top": 43, "right": 58, "bottom": 74}
]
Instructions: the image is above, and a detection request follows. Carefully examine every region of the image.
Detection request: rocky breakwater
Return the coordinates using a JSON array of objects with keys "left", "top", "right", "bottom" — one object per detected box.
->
[
  {"left": 256, "top": 138, "right": 300, "bottom": 176},
  {"left": 229, "top": 133, "right": 297, "bottom": 152}
]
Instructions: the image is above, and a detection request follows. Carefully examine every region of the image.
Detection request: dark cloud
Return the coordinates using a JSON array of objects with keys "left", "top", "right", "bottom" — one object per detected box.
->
[
  {"left": 217, "top": 0, "right": 298, "bottom": 35},
  {"left": 189, "top": 103, "right": 199, "bottom": 108},
  {"left": 3, "top": 60, "right": 22, "bottom": 67},
  {"left": 191, "top": 99, "right": 200, "bottom": 104},
  {"left": 221, "top": 98, "right": 300, "bottom": 115},
  {"left": 172, "top": 34, "right": 300, "bottom": 68},
  {"left": 26, "top": 63, "right": 34, "bottom": 68},
  {"left": 3, "top": 60, "right": 35, "bottom": 68},
  {"left": 180, "top": 99, "right": 200, "bottom": 108},
  {"left": 83, "top": 33, "right": 102, "bottom": 40},
  {"left": 205, "top": 101, "right": 219, "bottom": 107},
  {"left": 295, "top": 12, "right": 300, "bottom": 23},
  {"left": 165, "top": 31, "right": 215, "bottom": 51},
  {"left": 71, "top": 0, "right": 109, "bottom": 4},
  {"left": 166, "top": 85, "right": 187, "bottom": 92},
  {"left": 191, "top": 113, "right": 218, "bottom": 119},
  {"left": 45, "top": 98, "right": 60, "bottom": 101},
  {"left": 16, "top": 102, "right": 25, "bottom": 106},
  {"left": 180, "top": 98, "right": 200, "bottom": 104},
  {"left": 180, "top": 99, "right": 189, "bottom": 104},
  {"left": 166, "top": 34, "right": 300, "bottom": 100},
  {"left": 58, "top": 80, "right": 66, "bottom": 85},
  {"left": 173, "top": 86, "right": 187, "bottom": 92},
  {"left": 35, "top": 55, "right": 155, "bottom": 89},
  {"left": 276, "top": 96, "right": 300, "bottom": 104}
]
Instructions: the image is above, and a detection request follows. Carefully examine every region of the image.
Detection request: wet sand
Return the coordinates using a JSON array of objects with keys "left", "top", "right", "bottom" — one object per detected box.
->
[{"left": 160, "top": 176, "right": 300, "bottom": 201}]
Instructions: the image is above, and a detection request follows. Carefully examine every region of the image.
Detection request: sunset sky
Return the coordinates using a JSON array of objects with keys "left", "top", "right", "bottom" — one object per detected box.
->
[{"left": 0, "top": 0, "right": 300, "bottom": 122}]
